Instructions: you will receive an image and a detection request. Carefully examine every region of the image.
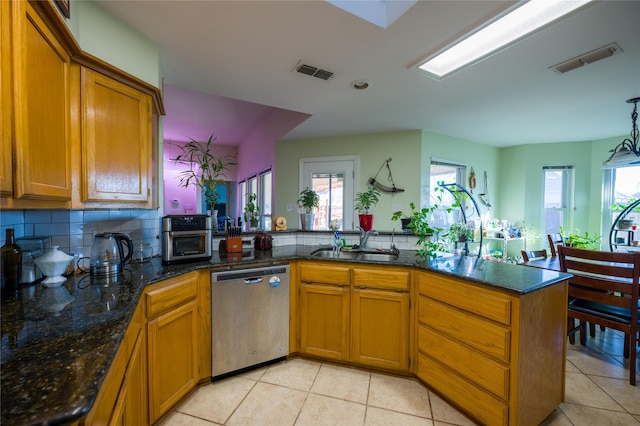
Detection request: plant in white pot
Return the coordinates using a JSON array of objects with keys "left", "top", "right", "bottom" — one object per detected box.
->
[
  {"left": 297, "top": 187, "right": 319, "bottom": 231},
  {"left": 172, "top": 134, "right": 237, "bottom": 218},
  {"left": 354, "top": 186, "right": 381, "bottom": 232}
]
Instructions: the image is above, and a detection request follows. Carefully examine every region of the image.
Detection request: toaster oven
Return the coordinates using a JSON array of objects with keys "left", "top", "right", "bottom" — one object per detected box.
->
[{"left": 162, "top": 215, "right": 212, "bottom": 264}]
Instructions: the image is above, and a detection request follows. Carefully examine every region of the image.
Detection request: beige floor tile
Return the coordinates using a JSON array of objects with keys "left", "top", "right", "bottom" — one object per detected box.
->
[
  {"left": 589, "top": 375, "right": 640, "bottom": 415},
  {"left": 259, "top": 358, "right": 321, "bottom": 391},
  {"left": 175, "top": 376, "right": 255, "bottom": 424},
  {"left": 310, "top": 363, "right": 370, "bottom": 403},
  {"left": 428, "top": 392, "right": 475, "bottom": 426},
  {"left": 564, "top": 371, "right": 624, "bottom": 411},
  {"left": 295, "top": 393, "right": 366, "bottom": 426},
  {"left": 559, "top": 402, "right": 640, "bottom": 426},
  {"left": 157, "top": 411, "right": 216, "bottom": 426},
  {"left": 237, "top": 364, "right": 269, "bottom": 381},
  {"left": 538, "top": 408, "right": 573, "bottom": 426},
  {"left": 368, "top": 373, "right": 431, "bottom": 418},
  {"left": 566, "top": 349, "right": 630, "bottom": 380},
  {"left": 227, "top": 382, "right": 307, "bottom": 426},
  {"left": 565, "top": 359, "right": 580, "bottom": 373},
  {"left": 364, "top": 406, "right": 433, "bottom": 426}
]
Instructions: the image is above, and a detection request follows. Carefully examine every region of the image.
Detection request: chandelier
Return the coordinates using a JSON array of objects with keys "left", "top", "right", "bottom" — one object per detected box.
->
[{"left": 603, "top": 97, "right": 640, "bottom": 168}]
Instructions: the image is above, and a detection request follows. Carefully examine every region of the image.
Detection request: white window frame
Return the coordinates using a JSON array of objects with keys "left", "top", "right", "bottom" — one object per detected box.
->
[
  {"left": 542, "top": 165, "right": 574, "bottom": 235},
  {"left": 300, "top": 156, "right": 358, "bottom": 230}
]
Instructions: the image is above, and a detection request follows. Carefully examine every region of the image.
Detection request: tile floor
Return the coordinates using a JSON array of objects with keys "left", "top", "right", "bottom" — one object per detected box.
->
[{"left": 160, "top": 328, "right": 639, "bottom": 426}]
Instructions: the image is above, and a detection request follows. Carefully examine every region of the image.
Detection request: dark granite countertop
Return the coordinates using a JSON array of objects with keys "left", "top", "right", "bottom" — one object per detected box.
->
[{"left": 1, "top": 245, "right": 570, "bottom": 426}]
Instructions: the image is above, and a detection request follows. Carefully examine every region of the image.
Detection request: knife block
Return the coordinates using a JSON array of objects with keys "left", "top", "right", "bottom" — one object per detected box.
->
[{"left": 225, "top": 237, "right": 243, "bottom": 253}]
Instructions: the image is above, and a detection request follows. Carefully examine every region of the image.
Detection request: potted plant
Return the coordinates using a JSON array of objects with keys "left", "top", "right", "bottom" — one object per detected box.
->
[
  {"left": 561, "top": 228, "right": 601, "bottom": 250},
  {"left": 243, "top": 193, "right": 260, "bottom": 230},
  {"left": 391, "top": 210, "right": 411, "bottom": 231},
  {"left": 354, "top": 186, "right": 381, "bottom": 231},
  {"left": 297, "top": 187, "right": 319, "bottom": 230},
  {"left": 448, "top": 222, "right": 474, "bottom": 243},
  {"left": 173, "top": 134, "right": 237, "bottom": 216},
  {"left": 398, "top": 184, "right": 464, "bottom": 259}
]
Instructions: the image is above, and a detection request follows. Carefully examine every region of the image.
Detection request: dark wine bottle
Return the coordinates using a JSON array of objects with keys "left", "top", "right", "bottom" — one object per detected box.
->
[{"left": 1, "top": 228, "right": 23, "bottom": 298}]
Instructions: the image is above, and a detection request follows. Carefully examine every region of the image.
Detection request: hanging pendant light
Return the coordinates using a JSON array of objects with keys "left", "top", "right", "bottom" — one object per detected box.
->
[{"left": 602, "top": 97, "right": 640, "bottom": 168}]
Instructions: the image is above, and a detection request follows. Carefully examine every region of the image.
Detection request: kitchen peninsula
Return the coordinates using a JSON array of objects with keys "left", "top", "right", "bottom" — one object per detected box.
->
[{"left": 0, "top": 244, "right": 570, "bottom": 426}]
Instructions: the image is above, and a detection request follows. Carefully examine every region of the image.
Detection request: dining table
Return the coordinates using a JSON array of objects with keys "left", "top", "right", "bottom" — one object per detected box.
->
[{"left": 520, "top": 256, "right": 561, "bottom": 271}]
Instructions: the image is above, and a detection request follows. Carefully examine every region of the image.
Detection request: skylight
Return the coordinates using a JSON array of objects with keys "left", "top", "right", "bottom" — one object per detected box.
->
[
  {"left": 324, "top": 0, "right": 418, "bottom": 29},
  {"left": 416, "top": 0, "right": 594, "bottom": 79}
]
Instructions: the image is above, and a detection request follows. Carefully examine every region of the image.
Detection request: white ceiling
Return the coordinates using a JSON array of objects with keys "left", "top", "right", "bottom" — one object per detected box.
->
[{"left": 96, "top": 0, "right": 640, "bottom": 148}]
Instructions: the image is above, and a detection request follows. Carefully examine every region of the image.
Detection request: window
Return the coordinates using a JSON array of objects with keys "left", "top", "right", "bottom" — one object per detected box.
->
[
  {"left": 259, "top": 170, "right": 272, "bottom": 229},
  {"left": 239, "top": 169, "right": 272, "bottom": 228},
  {"left": 602, "top": 165, "right": 640, "bottom": 239},
  {"left": 429, "top": 160, "right": 466, "bottom": 229},
  {"left": 543, "top": 166, "right": 574, "bottom": 235},
  {"left": 300, "top": 156, "right": 357, "bottom": 230}
]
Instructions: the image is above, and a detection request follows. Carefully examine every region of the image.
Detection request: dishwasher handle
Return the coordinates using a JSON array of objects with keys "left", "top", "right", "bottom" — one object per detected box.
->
[{"left": 244, "top": 276, "right": 264, "bottom": 284}]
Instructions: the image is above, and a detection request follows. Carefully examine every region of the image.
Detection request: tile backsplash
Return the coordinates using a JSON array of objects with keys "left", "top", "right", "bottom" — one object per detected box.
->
[{"left": 0, "top": 209, "right": 162, "bottom": 259}]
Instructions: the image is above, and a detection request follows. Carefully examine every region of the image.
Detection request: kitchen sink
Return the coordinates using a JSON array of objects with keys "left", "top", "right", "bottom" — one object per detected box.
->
[
  {"left": 310, "top": 249, "right": 360, "bottom": 260},
  {"left": 310, "top": 248, "right": 398, "bottom": 262}
]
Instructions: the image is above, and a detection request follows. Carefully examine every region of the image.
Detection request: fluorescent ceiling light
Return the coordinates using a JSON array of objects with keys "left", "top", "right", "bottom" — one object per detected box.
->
[{"left": 417, "top": 0, "right": 593, "bottom": 79}]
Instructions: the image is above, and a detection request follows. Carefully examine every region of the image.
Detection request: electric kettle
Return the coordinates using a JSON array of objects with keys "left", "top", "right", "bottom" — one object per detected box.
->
[{"left": 89, "top": 233, "right": 133, "bottom": 277}]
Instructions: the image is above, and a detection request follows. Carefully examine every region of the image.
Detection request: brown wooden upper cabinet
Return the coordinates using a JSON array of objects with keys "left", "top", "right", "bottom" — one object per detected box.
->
[
  {"left": 1, "top": 0, "right": 163, "bottom": 209},
  {"left": 9, "top": 0, "right": 72, "bottom": 202},
  {"left": 80, "top": 67, "right": 152, "bottom": 205}
]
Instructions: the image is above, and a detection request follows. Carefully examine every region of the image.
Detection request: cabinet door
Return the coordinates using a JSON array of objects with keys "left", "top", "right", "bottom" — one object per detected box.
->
[
  {"left": 299, "top": 283, "right": 350, "bottom": 361},
  {"left": 123, "top": 324, "right": 147, "bottom": 426},
  {"left": 147, "top": 299, "right": 199, "bottom": 423},
  {"left": 81, "top": 67, "right": 151, "bottom": 204},
  {"left": 351, "top": 288, "right": 409, "bottom": 370},
  {"left": 1, "top": 0, "right": 12, "bottom": 196},
  {"left": 12, "top": 0, "right": 72, "bottom": 200}
]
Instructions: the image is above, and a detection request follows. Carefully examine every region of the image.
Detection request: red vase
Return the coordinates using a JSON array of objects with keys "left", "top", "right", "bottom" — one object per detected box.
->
[{"left": 359, "top": 214, "right": 374, "bottom": 231}]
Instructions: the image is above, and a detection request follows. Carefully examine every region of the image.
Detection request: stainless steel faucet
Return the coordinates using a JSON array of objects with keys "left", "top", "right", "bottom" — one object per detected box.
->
[
  {"left": 358, "top": 227, "right": 378, "bottom": 249},
  {"left": 358, "top": 227, "right": 370, "bottom": 249}
]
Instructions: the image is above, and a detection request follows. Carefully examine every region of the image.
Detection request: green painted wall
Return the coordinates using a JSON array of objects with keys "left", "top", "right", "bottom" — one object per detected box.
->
[
  {"left": 500, "top": 140, "right": 596, "bottom": 249},
  {"left": 275, "top": 130, "right": 422, "bottom": 230},
  {"left": 421, "top": 131, "right": 500, "bottom": 215},
  {"left": 66, "top": 1, "right": 161, "bottom": 87}
]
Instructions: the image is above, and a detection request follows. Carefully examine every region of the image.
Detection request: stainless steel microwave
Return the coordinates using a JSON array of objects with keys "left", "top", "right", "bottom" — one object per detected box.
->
[{"left": 162, "top": 215, "right": 212, "bottom": 264}]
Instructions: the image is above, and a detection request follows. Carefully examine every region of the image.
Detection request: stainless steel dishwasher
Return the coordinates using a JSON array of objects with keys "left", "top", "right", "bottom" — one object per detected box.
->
[{"left": 211, "top": 265, "right": 290, "bottom": 378}]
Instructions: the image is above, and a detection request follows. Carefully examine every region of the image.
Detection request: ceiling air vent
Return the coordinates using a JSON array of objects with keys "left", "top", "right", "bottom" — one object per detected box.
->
[
  {"left": 550, "top": 43, "right": 622, "bottom": 74},
  {"left": 294, "top": 61, "right": 334, "bottom": 81}
]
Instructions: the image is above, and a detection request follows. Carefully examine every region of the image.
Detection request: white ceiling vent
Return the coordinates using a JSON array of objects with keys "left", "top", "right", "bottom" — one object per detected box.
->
[
  {"left": 294, "top": 61, "right": 334, "bottom": 81},
  {"left": 550, "top": 43, "right": 622, "bottom": 74}
]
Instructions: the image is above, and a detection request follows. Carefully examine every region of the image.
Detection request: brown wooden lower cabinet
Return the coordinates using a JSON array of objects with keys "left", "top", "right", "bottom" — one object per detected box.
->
[
  {"left": 415, "top": 270, "right": 567, "bottom": 426},
  {"left": 297, "top": 262, "right": 411, "bottom": 372},
  {"left": 82, "top": 269, "right": 210, "bottom": 426}
]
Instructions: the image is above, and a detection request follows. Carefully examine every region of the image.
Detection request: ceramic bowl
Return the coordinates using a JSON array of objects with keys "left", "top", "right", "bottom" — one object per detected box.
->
[{"left": 34, "top": 246, "right": 74, "bottom": 287}]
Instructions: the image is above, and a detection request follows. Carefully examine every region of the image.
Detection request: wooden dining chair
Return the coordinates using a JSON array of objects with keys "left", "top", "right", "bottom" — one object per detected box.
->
[
  {"left": 547, "top": 233, "right": 565, "bottom": 257},
  {"left": 520, "top": 249, "right": 547, "bottom": 262},
  {"left": 559, "top": 245, "right": 640, "bottom": 385}
]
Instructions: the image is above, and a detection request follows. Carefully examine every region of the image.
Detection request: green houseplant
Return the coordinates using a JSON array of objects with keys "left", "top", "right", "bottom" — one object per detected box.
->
[
  {"left": 392, "top": 184, "right": 464, "bottom": 258},
  {"left": 173, "top": 134, "right": 237, "bottom": 214},
  {"left": 560, "top": 228, "right": 601, "bottom": 250},
  {"left": 354, "top": 186, "right": 381, "bottom": 231},
  {"left": 448, "top": 222, "right": 474, "bottom": 242},
  {"left": 243, "top": 193, "right": 260, "bottom": 229},
  {"left": 297, "top": 187, "right": 319, "bottom": 230}
]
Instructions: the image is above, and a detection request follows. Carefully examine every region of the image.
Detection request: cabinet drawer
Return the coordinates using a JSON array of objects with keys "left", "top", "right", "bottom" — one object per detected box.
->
[
  {"left": 419, "top": 295, "right": 511, "bottom": 362},
  {"left": 418, "top": 273, "right": 512, "bottom": 325},
  {"left": 352, "top": 267, "right": 409, "bottom": 290},
  {"left": 418, "top": 325, "right": 509, "bottom": 400},
  {"left": 146, "top": 272, "right": 198, "bottom": 318},
  {"left": 300, "top": 262, "right": 350, "bottom": 285},
  {"left": 418, "top": 353, "right": 508, "bottom": 426}
]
